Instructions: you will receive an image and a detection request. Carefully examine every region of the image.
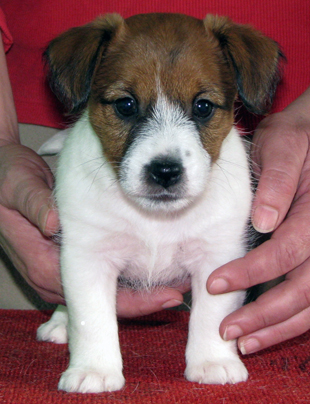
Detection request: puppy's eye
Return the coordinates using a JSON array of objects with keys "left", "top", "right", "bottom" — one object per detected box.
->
[
  {"left": 192, "top": 99, "right": 214, "bottom": 120},
  {"left": 114, "top": 97, "right": 138, "bottom": 118}
]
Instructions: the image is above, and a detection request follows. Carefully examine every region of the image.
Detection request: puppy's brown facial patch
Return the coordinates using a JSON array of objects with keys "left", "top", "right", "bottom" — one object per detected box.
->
[
  {"left": 89, "top": 14, "right": 237, "bottom": 169},
  {"left": 46, "top": 13, "right": 282, "bottom": 173}
]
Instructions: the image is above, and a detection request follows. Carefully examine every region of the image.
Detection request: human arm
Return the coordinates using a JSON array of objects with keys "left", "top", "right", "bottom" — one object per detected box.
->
[
  {"left": 207, "top": 87, "right": 310, "bottom": 353},
  {"left": 0, "top": 36, "right": 62, "bottom": 303}
]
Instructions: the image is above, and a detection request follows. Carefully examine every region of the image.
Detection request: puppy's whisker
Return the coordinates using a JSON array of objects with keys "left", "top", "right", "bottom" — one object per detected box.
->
[{"left": 77, "top": 156, "right": 106, "bottom": 168}]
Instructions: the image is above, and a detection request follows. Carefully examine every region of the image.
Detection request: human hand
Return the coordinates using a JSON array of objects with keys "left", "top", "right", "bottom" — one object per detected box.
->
[
  {"left": 0, "top": 34, "right": 65, "bottom": 304},
  {"left": 0, "top": 142, "right": 186, "bottom": 312},
  {"left": 0, "top": 142, "right": 62, "bottom": 303},
  {"left": 117, "top": 285, "right": 188, "bottom": 318},
  {"left": 207, "top": 87, "right": 310, "bottom": 354}
]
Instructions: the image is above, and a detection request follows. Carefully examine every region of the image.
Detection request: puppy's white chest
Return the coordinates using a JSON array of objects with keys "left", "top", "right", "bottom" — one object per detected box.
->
[
  {"left": 57, "top": 117, "right": 251, "bottom": 288},
  {"left": 89, "top": 212, "right": 191, "bottom": 287},
  {"left": 120, "top": 234, "right": 187, "bottom": 287}
]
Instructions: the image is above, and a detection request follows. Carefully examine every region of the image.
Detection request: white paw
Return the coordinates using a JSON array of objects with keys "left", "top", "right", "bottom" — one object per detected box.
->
[
  {"left": 37, "top": 320, "right": 68, "bottom": 344},
  {"left": 185, "top": 358, "right": 248, "bottom": 385},
  {"left": 58, "top": 367, "right": 125, "bottom": 393}
]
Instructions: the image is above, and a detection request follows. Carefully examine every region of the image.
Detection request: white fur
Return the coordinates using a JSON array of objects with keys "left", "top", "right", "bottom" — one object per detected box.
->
[
  {"left": 37, "top": 129, "right": 69, "bottom": 155},
  {"left": 37, "top": 94, "right": 251, "bottom": 392}
]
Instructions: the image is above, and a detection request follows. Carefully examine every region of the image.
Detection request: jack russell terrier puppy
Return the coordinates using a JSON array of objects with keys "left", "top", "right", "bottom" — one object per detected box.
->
[{"left": 37, "top": 13, "right": 282, "bottom": 393}]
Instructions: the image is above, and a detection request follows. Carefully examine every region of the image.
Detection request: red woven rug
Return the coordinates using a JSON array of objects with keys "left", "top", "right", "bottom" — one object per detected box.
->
[{"left": 1, "top": 310, "right": 309, "bottom": 403}]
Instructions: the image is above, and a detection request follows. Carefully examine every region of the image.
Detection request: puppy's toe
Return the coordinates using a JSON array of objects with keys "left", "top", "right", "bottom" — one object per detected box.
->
[
  {"left": 185, "top": 358, "right": 248, "bottom": 385},
  {"left": 58, "top": 368, "right": 125, "bottom": 393},
  {"left": 37, "top": 320, "right": 68, "bottom": 344}
]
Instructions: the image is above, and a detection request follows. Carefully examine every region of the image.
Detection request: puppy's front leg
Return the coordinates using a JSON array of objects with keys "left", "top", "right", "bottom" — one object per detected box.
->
[
  {"left": 185, "top": 266, "right": 248, "bottom": 385},
  {"left": 58, "top": 248, "right": 125, "bottom": 393}
]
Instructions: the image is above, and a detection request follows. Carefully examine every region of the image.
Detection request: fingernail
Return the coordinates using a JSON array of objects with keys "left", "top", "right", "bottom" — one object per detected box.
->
[
  {"left": 38, "top": 204, "right": 49, "bottom": 233},
  {"left": 239, "top": 338, "right": 261, "bottom": 355},
  {"left": 252, "top": 205, "right": 278, "bottom": 233},
  {"left": 223, "top": 325, "right": 243, "bottom": 341},
  {"left": 162, "top": 299, "right": 182, "bottom": 309},
  {"left": 209, "top": 278, "right": 229, "bottom": 294}
]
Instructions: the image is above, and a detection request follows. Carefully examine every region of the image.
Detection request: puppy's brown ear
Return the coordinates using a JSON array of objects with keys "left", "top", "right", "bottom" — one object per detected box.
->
[
  {"left": 204, "top": 15, "right": 284, "bottom": 114},
  {"left": 45, "top": 14, "right": 124, "bottom": 113}
]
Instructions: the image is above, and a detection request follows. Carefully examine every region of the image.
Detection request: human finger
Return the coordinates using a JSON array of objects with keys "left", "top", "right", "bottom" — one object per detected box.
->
[
  {"left": 11, "top": 176, "right": 59, "bottom": 236},
  {"left": 219, "top": 258, "right": 310, "bottom": 342},
  {"left": 251, "top": 113, "right": 308, "bottom": 233},
  {"left": 238, "top": 306, "right": 310, "bottom": 354},
  {"left": 116, "top": 287, "right": 187, "bottom": 318},
  {"left": 207, "top": 192, "right": 310, "bottom": 294},
  {"left": 0, "top": 145, "right": 59, "bottom": 236},
  {"left": 0, "top": 204, "right": 63, "bottom": 304}
]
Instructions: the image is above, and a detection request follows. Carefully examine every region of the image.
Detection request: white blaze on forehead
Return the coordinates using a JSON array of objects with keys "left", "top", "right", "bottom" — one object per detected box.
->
[
  {"left": 151, "top": 96, "right": 195, "bottom": 147},
  {"left": 126, "top": 94, "right": 205, "bottom": 175}
]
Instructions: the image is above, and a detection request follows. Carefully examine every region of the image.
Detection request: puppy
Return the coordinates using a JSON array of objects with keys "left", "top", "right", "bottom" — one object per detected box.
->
[{"left": 37, "top": 13, "right": 282, "bottom": 393}]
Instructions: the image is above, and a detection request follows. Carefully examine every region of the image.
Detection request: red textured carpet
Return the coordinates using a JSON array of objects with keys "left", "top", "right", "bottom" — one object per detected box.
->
[{"left": 1, "top": 310, "right": 310, "bottom": 403}]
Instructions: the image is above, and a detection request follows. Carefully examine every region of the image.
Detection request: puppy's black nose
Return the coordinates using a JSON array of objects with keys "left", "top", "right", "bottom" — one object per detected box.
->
[{"left": 147, "top": 158, "right": 183, "bottom": 189}]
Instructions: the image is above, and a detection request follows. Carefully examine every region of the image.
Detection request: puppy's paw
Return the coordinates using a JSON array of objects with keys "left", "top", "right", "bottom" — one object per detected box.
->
[
  {"left": 185, "top": 358, "right": 248, "bottom": 385},
  {"left": 37, "top": 320, "right": 68, "bottom": 344},
  {"left": 58, "top": 367, "right": 125, "bottom": 393}
]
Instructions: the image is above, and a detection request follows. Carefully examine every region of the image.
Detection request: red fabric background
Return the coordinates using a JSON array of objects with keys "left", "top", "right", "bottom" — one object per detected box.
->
[
  {"left": 1, "top": 309, "right": 310, "bottom": 403},
  {"left": 0, "top": 0, "right": 309, "bottom": 130}
]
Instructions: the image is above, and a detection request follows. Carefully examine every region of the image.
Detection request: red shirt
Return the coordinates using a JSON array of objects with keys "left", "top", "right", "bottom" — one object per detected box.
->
[
  {"left": 1, "top": 0, "right": 309, "bottom": 130},
  {"left": 0, "top": 6, "right": 12, "bottom": 51}
]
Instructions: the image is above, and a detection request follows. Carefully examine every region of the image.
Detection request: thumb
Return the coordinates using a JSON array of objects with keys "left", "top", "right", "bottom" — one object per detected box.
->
[
  {"left": 12, "top": 176, "right": 59, "bottom": 236},
  {"left": 251, "top": 113, "right": 307, "bottom": 233},
  {"left": 0, "top": 144, "right": 59, "bottom": 236}
]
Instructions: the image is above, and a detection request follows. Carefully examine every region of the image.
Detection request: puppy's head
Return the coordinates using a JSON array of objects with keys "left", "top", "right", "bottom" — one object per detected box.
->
[{"left": 45, "top": 13, "right": 282, "bottom": 213}]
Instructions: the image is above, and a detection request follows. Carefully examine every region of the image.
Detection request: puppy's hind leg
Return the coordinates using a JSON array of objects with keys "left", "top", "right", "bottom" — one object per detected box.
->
[{"left": 37, "top": 304, "right": 68, "bottom": 344}]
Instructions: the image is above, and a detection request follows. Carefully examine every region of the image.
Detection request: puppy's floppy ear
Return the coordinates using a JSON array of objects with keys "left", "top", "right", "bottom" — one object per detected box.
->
[
  {"left": 204, "top": 15, "right": 284, "bottom": 115},
  {"left": 45, "top": 14, "right": 124, "bottom": 113}
]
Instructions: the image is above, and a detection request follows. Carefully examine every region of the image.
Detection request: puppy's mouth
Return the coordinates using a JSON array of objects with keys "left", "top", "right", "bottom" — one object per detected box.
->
[
  {"left": 129, "top": 186, "right": 192, "bottom": 213},
  {"left": 143, "top": 192, "right": 183, "bottom": 203},
  {"left": 149, "top": 194, "right": 180, "bottom": 202}
]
